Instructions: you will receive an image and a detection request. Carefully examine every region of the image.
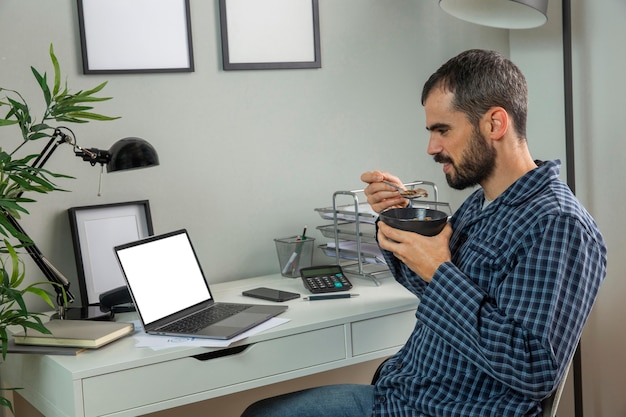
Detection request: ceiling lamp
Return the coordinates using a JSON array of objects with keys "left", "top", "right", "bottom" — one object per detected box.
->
[{"left": 439, "top": 0, "right": 549, "bottom": 29}]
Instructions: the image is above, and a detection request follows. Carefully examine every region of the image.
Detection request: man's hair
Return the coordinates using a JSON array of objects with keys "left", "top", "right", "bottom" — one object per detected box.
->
[{"left": 421, "top": 49, "right": 528, "bottom": 139}]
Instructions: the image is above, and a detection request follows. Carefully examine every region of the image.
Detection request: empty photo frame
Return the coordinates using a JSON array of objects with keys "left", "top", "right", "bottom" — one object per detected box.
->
[
  {"left": 68, "top": 201, "right": 154, "bottom": 306},
  {"left": 219, "top": 0, "right": 321, "bottom": 70},
  {"left": 77, "top": 0, "right": 194, "bottom": 74}
]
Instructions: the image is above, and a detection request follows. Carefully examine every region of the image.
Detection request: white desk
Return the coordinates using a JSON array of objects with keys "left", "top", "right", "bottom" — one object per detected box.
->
[{"left": 2, "top": 274, "right": 418, "bottom": 417}]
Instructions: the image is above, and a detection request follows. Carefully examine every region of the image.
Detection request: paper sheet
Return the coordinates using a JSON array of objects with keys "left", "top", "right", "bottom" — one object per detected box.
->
[
  {"left": 132, "top": 317, "right": 290, "bottom": 350},
  {"left": 317, "top": 204, "right": 379, "bottom": 224},
  {"left": 324, "top": 241, "right": 386, "bottom": 265}
]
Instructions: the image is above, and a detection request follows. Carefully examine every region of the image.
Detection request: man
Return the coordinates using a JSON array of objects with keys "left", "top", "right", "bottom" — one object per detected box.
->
[{"left": 241, "top": 49, "right": 606, "bottom": 417}]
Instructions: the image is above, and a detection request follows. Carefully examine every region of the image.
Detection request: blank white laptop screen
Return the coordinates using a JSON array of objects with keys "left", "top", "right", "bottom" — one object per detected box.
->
[{"left": 115, "top": 232, "right": 212, "bottom": 325}]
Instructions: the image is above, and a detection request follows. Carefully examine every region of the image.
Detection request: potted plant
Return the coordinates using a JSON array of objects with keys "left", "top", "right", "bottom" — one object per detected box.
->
[{"left": 0, "top": 44, "right": 118, "bottom": 413}]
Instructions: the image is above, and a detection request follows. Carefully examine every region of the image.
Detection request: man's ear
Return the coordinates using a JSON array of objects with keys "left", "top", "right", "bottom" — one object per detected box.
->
[{"left": 483, "top": 107, "right": 508, "bottom": 140}]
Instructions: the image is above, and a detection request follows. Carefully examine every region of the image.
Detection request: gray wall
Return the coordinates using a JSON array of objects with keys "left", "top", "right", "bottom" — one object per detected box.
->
[{"left": 1, "top": 0, "right": 504, "bottom": 290}]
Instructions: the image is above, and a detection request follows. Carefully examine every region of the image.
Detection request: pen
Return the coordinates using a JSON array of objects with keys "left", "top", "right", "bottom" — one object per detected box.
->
[
  {"left": 302, "top": 293, "right": 360, "bottom": 301},
  {"left": 290, "top": 226, "right": 308, "bottom": 274},
  {"left": 282, "top": 226, "right": 307, "bottom": 275}
]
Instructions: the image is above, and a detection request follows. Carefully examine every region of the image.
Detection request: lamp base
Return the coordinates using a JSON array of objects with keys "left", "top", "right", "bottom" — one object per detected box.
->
[{"left": 51, "top": 305, "right": 114, "bottom": 321}]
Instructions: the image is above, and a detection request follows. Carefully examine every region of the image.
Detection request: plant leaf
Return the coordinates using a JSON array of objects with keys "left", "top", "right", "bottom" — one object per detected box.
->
[
  {"left": 31, "top": 67, "right": 52, "bottom": 107},
  {"left": 79, "top": 81, "right": 109, "bottom": 96},
  {"left": 50, "top": 44, "right": 61, "bottom": 96},
  {"left": 61, "top": 111, "right": 120, "bottom": 121},
  {"left": 0, "top": 119, "right": 18, "bottom": 127}
]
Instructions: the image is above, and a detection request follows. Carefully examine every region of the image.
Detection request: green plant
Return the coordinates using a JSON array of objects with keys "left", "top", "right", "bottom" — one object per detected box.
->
[
  {"left": 0, "top": 44, "right": 118, "bottom": 241},
  {"left": 0, "top": 44, "right": 119, "bottom": 413},
  {"left": 0, "top": 240, "right": 57, "bottom": 412}
]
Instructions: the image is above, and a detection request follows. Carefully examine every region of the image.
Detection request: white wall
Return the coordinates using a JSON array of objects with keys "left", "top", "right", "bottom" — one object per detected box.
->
[{"left": 512, "top": 0, "right": 626, "bottom": 416}]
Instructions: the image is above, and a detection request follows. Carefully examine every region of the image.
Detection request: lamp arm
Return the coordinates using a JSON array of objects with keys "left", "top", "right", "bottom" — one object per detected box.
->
[
  {"left": 4, "top": 214, "right": 76, "bottom": 307},
  {"left": 30, "top": 128, "right": 72, "bottom": 170},
  {"left": 30, "top": 127, "right": 110, "bottom": 171},
  {"left": 6, "top": 127, "right": 80, "bottom": 317},
  {"left": 74, "top": 147, "right": 111, "bottom": 166}
]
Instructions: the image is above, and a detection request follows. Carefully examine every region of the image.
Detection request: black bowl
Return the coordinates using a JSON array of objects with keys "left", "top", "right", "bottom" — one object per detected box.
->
[{"left": 379, "top": 208, "right": 448, "bottom": 236}]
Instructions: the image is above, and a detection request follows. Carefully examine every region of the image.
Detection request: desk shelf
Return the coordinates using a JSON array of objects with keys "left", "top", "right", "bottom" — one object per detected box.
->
[{"left": 315, "top": 181, "right": 443, "bottom": 285}]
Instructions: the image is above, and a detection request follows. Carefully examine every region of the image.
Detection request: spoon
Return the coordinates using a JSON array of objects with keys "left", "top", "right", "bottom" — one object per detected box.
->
[
  {"left": 382, "top": 180, "right": 428, "bottom": 199},
  {"left": 382, "top": 180, "right": 404, "bottom": 191}
]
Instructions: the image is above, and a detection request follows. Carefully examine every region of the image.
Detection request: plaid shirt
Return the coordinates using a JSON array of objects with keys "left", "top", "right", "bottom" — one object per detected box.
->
[{"left": 373, "top": 160, "right": 606, "bottom": 417}]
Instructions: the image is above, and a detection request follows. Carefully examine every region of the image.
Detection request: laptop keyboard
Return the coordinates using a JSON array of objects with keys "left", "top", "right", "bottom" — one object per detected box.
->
[{"left": 159, "top": 303, "right": 252, "bottom": 333}]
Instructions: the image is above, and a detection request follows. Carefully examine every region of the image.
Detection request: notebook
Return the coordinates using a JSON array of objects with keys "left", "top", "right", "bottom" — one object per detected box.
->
[
  {"left": 13, "top": 320, "right": 134, "bottom": 349},
  {"left": 114, "top": 229, "right": 287, "bottom": 340}
]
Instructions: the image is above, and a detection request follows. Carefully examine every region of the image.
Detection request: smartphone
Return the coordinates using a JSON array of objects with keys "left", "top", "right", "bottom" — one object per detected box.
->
[{"left": 242, "top": 287, "right": 300, "bottom": 302}]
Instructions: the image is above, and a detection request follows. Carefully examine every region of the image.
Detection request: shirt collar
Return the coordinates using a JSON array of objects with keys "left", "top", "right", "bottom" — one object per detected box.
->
[{"left": 488, "top": 159, "right": 562, "bottom": 208}]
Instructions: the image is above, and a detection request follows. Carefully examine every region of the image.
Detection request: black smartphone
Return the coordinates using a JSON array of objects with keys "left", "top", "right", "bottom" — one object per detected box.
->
[{"left": 242, "top": 287, "right": 300, "bottom": 302}]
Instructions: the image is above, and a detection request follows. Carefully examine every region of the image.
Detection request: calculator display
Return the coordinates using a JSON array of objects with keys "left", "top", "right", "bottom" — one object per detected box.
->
[{"left": 301, "top": 265, "right": 342, "bottom": 277}]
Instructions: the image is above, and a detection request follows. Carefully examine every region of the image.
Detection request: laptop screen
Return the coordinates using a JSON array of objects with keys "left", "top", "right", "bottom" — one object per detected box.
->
[{"left": 115, "top": 230, "right": 212, "bottom": 325}]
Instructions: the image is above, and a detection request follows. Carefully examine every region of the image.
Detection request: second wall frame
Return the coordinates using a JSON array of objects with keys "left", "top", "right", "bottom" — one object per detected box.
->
[{"left": 219, "top": 0, "right": 321, "bottom": 70}]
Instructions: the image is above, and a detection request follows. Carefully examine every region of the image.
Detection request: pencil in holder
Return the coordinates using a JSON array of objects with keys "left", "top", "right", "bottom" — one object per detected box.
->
[{"left": 274, "top": 236, "right": 315, "bottom": 278}]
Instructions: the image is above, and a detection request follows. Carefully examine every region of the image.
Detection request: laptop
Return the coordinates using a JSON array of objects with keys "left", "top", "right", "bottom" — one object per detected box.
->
[{"left": 114, "top": 229, "right": 287, "bottom": 340}]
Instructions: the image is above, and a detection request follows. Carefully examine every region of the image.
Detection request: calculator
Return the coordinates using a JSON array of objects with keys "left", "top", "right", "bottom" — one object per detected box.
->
[{"left": 300, "top": 265, "right": 353, "bottom": 294}]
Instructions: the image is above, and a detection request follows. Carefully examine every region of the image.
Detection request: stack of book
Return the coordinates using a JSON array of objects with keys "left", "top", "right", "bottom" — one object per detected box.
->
[{"left": 12, "top": 319, "right": 134, "bottom": 350}]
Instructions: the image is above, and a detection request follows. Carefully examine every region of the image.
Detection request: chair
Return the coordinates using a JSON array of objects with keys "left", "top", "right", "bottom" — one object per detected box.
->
[
  {"left": 371, "top": 358, "right": 571, "bottom": 417},
  {"left": 542, "top": 362, "right": 570, "bottom": 417}
]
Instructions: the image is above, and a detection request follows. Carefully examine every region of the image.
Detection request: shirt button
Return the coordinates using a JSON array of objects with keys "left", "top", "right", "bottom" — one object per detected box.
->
[{"left": 376, "top": 396, "right": 387, "bottom": 404}]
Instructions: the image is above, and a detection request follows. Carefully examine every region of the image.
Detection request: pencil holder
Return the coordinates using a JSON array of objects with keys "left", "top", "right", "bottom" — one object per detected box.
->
[{"left": 274, "top": 236, "right": 315, "bottom": 278}]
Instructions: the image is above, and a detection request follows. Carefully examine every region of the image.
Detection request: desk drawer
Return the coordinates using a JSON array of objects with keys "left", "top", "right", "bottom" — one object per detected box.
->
[
  {"left": 82, "top": 325, "right": 345, "bottom": 416},
  {"left": 351, "top": 310, "right": 416, "bottom": 356}
]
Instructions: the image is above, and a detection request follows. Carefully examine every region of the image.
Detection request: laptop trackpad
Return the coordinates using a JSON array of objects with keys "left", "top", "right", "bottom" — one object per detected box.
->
[
  {"left": 197, "top": 313, "right": 269, "bottom": 336},
  {"left": 219, "top": 312, "right": 269, "bottom": 327}
]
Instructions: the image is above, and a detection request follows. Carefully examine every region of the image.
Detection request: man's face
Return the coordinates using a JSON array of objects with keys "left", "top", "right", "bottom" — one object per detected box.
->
[{"left": 424, "top": 89, "right": 496, "bottom": 190}]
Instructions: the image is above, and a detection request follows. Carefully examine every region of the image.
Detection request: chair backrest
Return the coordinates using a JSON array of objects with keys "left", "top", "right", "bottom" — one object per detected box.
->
[{"left": 541, "top": 360, "right": 571, "bottom": 417}]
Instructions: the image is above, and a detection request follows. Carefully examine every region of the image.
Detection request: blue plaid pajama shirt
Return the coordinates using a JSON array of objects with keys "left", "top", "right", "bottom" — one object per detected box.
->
[{"left": 372, "top": 160, "right": 607, "bottom": 417}]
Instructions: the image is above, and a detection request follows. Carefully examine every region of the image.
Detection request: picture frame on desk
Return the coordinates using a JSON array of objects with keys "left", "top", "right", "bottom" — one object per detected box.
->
[
  {"left": 77, "top": 0, "right": 194, "bottom": 74},
  {"left": 219, "top": 0, "right": 321, "bottom": 70},
  {"left": 68, "top": 200, "right": 154, "bottom": 307}
]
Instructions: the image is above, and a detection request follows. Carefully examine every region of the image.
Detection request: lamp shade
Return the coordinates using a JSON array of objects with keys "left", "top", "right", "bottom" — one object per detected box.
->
[
  {"left": 106, "top": 137, "right": 160, "bottom": 173},
  {"left": 439, "top": 0, "right": 548, "bottom": 29}
]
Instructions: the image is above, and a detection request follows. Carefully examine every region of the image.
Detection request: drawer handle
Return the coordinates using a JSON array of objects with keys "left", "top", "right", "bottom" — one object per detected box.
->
[{"left": 191, "top": 344, "right": 249, "bottom": 361}]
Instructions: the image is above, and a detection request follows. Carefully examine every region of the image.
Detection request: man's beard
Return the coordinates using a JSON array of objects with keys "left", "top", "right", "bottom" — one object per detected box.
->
[{"left": 434, "top": 129, "right": 496, "bottom": 190}]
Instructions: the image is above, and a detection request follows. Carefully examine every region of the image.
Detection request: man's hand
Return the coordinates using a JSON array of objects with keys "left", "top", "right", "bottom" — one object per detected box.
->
[
  {"left": 361, "top": 170, "right": 410, "bottom": 213},
  {"left": 377, "top": 222, "right": 453, "bottom": 282}
]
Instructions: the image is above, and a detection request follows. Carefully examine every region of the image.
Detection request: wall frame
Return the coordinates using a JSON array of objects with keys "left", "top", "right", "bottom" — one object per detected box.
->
[
  {"left": 76, "top": 0, "right": 194, "bottom": 74},
  {"left": 68, "top": 200, "right": 154, "bottom": 306},
  {"left": 219, "top": 0, "right": 321, "bottom": 70}
]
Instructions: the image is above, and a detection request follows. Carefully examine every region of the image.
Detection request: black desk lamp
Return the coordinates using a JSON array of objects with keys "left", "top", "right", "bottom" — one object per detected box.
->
[{"left": 10, "top": 126, "right": 159, "bottom": 320}]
